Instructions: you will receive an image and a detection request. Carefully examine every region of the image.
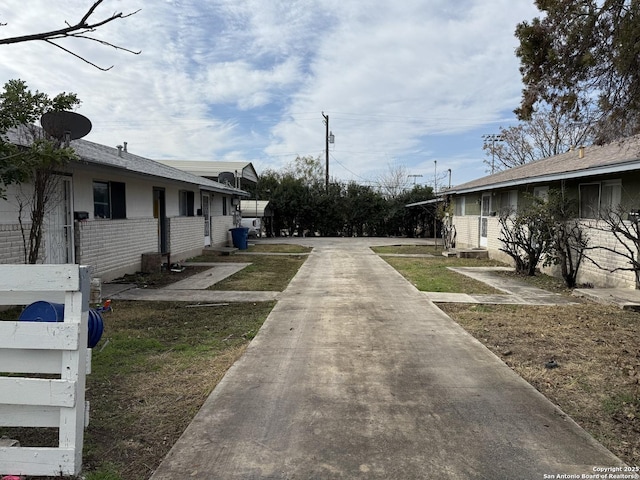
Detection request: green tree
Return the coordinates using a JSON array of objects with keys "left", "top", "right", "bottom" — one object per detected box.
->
[
  {"left": 396, "top": 185, "right": 435, "bottom": 238},
  {"left": 515, "top": 1, "right": 640, "bottom": 143},
  {"left": 0, "top": 79, "right": 80, "bottom": 263},
  {"left": 343, "top": 182, "right": 387, "bottom": 237}
]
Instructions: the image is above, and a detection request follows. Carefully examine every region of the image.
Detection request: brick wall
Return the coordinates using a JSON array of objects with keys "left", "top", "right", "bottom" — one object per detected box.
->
[
  {"left": 75, "top": 218, "right": 157, "bottom": 281},
  {"left": 0, "top": 224, "right": 27, "bottom": 264},
  {"left": 454, "top": 215, "right": 638, "bottom": 288},
  {"left": 211, "top": 215, "right": 235, "bottom": 247},
  {"left": 568, "top": 221, "right": 636, "bottom": 288},
  {"left": 452, "top": 215, "right": 478, "bottom": 249},
  {"left": 168, "top": 216, "right": 204, "bottom": 260}
]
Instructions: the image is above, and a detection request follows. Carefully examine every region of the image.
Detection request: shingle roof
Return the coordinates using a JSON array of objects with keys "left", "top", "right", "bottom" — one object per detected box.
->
[
  {"left": 5, "top": 127, "right": 248, "bottom": 196},
  {"left": 451, "top": 134, "right": 640, "bottom": 194},
  {"left": 156, "top": 160, "right": 259, "bottom": 184}
]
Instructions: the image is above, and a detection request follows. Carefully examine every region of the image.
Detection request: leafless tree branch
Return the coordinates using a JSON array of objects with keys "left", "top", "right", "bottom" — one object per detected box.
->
[{"left": 0, "top": 1, "right": 140, "bottom": 70}]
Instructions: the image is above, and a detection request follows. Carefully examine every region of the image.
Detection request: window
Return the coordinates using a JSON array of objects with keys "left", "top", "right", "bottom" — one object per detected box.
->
[
  {"left": 179, "top": 190, "right": 195, "bottom": 216},
  {"left": 601, "top": 180, "right": 621, "bottom": 212},
  {"left": 533, "top": 186, "right": 549, "bottom": 201},
  {"left": 93, "top": 181, "right": 126, "bottom": 219},
  {"left": 499, "top": 190, "right": 518, "bottom": 214},
  {"left": 579, "top": 180, "right": 621, "bottom": 218},
  {"left": 481, "top": 194, "right": 491, "bottom": 217},
  {"left": 454, "top": 197, "right": 465, "bottom": 216},
  {"left": 222, "top": 197, "right": 228, "bottom": 216}
]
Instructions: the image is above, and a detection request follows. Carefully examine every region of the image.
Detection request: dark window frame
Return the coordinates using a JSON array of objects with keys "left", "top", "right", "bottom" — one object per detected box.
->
[
  {"left": 179, "top": 190, "right": 195, "bottom": 216},
  {"left": 93, "top": 180, "right": 126, "bottom": 219}
]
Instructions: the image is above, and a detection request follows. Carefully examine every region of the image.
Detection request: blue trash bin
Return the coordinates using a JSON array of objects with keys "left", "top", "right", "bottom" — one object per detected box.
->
[
  {"left": 19, "top": 301, "right": 104, "bottom": 348},
  {"left": 229, "top": 227, "right": 249, "bottom": 250}
]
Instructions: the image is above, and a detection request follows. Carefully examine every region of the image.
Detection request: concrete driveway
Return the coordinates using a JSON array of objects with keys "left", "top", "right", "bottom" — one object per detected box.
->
[{"left": 150, "top": 238, "right": 623, "bottom": 479}]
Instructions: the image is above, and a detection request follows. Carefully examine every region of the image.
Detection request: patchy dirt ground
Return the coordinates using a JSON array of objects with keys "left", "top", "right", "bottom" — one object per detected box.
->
[
  {"left": 108, "top": 264, "right": 211, "bottom": 288},
  {"left": 439, "top": 301, "right": 640, "bottom": 466}
]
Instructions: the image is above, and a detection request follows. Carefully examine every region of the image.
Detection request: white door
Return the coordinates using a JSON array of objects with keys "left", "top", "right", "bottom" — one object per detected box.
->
[
  {"left": 45, "top": 176, "right": 74, "bottom": 263},
  {"left": 202, "top": 194, "right": 211, "bottom": 247},
  {"left": 479, "top": 193, "right": 491, "bottom": 248}
]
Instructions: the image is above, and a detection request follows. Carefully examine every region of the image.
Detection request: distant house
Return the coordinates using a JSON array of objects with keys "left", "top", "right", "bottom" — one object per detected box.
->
[
  {"left": 444, "top": 135, "right": 640, "bottom": 289},
  {"left": 156, "top": 160, "right": 258, "bottom": 191},
  {"left": 0, "top": 132, "right": 248, "bottom": 281},
  {"left": 240, "top": 199, "right": 274, "bottom": 237}
]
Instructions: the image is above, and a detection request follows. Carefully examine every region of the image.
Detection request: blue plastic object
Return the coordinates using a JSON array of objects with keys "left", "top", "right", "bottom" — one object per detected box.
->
[
  {"left": 19, "top": 301, "right": 104, "bottom": 348},
  {"left": 229, "top": 227, "right": 249, "bottom": 250}
]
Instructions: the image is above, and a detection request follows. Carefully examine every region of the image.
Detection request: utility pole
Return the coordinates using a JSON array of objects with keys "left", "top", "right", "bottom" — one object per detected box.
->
[
  {"left": 322, "top": 112, "right": 330, "bottom": 192},
  {"left": 482, "top": 134, "right": 504, "bottom": 174}
]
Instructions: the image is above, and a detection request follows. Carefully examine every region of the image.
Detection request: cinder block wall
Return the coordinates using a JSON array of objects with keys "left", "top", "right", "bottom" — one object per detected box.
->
[
  {"left": 452, "top": 216, "right": 478, "bottom": 249},
  {"left": 211, "top": 215, "right": 235, "bottom": 247},
  {"left": 569, "top": 222, "right": 636, "bottom": 288},
  {"left": 168, "top": 216, "right": 204, "bottom": 262},
  {"left": 75, "top": 219, "right": 157, "bottom": 281},
  {"left": 453, "top": 215, "right": 638, "bottom": 288},
  {"left": 0, "top": 224, "right": 28, "bottom": 264}
]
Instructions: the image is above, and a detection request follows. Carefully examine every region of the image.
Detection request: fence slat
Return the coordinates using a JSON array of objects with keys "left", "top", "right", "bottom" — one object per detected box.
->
[
  {"left": 0, "top": 447, "right": 76, "bottom": 476},
  {"left": 0, "top": 349, "right": 62, "bottom": 374},
  {"left": 0, "top": 378, "right": 76, "bottom": 407},
  {"left": 0, "top": 321, "right": 79, "bottom": 350},
  {"left": 0, "top": 265, "right": 89, "bottom": 477},
  {"left": 0, "top": 404, "right": 59, "bottom": 427},
  {"left": 0, "top": 265, "right": 80, "bottom": 292},
  {"left": 0, "top": 291, "right": 66, "bottom": 306}
]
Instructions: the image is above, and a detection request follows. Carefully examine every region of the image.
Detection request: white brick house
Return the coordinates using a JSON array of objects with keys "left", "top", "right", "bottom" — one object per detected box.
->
[
  {"left": 444, "top": 135, "right": 640, "bottom": 289},
  {"left": 0, "top": 133, "right": 248, "bottom": 281}
]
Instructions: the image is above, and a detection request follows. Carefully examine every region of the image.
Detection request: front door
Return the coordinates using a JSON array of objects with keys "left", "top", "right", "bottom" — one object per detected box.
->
[
  {"left": 202, "top": 193, "right": 211, "bottom": 247},
  {"left": 479, "top": 193, "right": 491, "bottom": 248},
  {"left": 45, "top": 176, "right": 74, "bottom": 263},
  {"left": 153, "top": 188, "right": 168, "bottom": 253}
]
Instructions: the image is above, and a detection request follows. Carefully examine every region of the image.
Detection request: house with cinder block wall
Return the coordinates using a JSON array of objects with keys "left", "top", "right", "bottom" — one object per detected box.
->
[
  {"left": 445, "top": 135, "right": 640, "bottom": 289},
  {"left": 0, "top": 129, "right": 248, "bottom": 282}
]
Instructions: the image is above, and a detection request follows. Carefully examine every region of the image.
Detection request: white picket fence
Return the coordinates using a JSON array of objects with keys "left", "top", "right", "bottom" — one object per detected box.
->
[{"left": 0, "top": 265, "right": 91, "bottom": 477}]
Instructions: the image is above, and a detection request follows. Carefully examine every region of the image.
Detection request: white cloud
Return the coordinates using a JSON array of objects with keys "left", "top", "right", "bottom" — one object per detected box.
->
[{"left": 0, "top": 0, "right": 539, "bottom": 184}]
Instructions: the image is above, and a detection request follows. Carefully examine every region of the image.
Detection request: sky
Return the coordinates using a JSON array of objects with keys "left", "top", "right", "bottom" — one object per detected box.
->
[{"left": 0, "top": 0, "right": 540, "bottom": 189}]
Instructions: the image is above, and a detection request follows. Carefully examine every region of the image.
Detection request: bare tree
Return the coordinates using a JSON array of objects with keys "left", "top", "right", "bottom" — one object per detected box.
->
[
  {"left": 498, "top": 199, "right": 551, "bottom": 276},
  {"left": 0, "top": 1, "right": 140, "bottom": 70},
  {"left": 378, "top": 163, "right": 411, "bottom": 199},
  {"left": 542, "top": 189, "right": 589, "bottom": 288},
  {"left": 586, "top": 203, "right": 640, "bottom": 289},
  {"left": 484, "top": 106, "right": 597, "bottom": 172}
]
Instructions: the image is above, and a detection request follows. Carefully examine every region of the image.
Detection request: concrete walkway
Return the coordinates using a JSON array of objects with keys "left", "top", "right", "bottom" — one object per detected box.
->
[
  {"left": 105, "top": 263, "right": 280, "bottom": 303},
  {"left": 150, "top": 240, "right": 623, "bottom": 479},
  {"left": 424, "top": 266, "right": 578, "bottom": 305}
]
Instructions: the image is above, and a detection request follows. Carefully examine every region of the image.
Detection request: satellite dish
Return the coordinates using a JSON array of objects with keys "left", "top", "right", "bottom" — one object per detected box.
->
[
  {"left": 218, "top": 171, "right": 235, "bottom": 186},
  {"left": 40, "top": 111, "right": 92, "bottom": 141}
]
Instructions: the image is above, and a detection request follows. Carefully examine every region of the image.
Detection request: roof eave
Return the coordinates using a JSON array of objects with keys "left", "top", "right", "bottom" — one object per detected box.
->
[{"left": 450, "top": 160, "right": 640, "bottom": 195}]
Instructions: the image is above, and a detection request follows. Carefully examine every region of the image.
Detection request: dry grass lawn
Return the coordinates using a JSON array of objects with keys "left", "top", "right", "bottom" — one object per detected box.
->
[{"left": 439, "top": 302, "right": 640, "bottom": 466}]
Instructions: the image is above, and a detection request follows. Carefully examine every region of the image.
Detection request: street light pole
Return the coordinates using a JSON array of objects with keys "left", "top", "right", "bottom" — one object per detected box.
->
[{"left": 434, "top": 160, "right": 437, "bottom": 194}]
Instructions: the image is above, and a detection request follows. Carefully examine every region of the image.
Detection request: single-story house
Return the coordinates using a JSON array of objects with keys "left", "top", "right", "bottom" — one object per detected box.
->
[
  {"left": 442, "top": 135, "right": 640, "bottom": 288},
  {"left": 156, "top": 160, "right": 258, "bottom": 190},
  {"left": 0, "top": 131, "right": 249, "bottom": 281}
]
